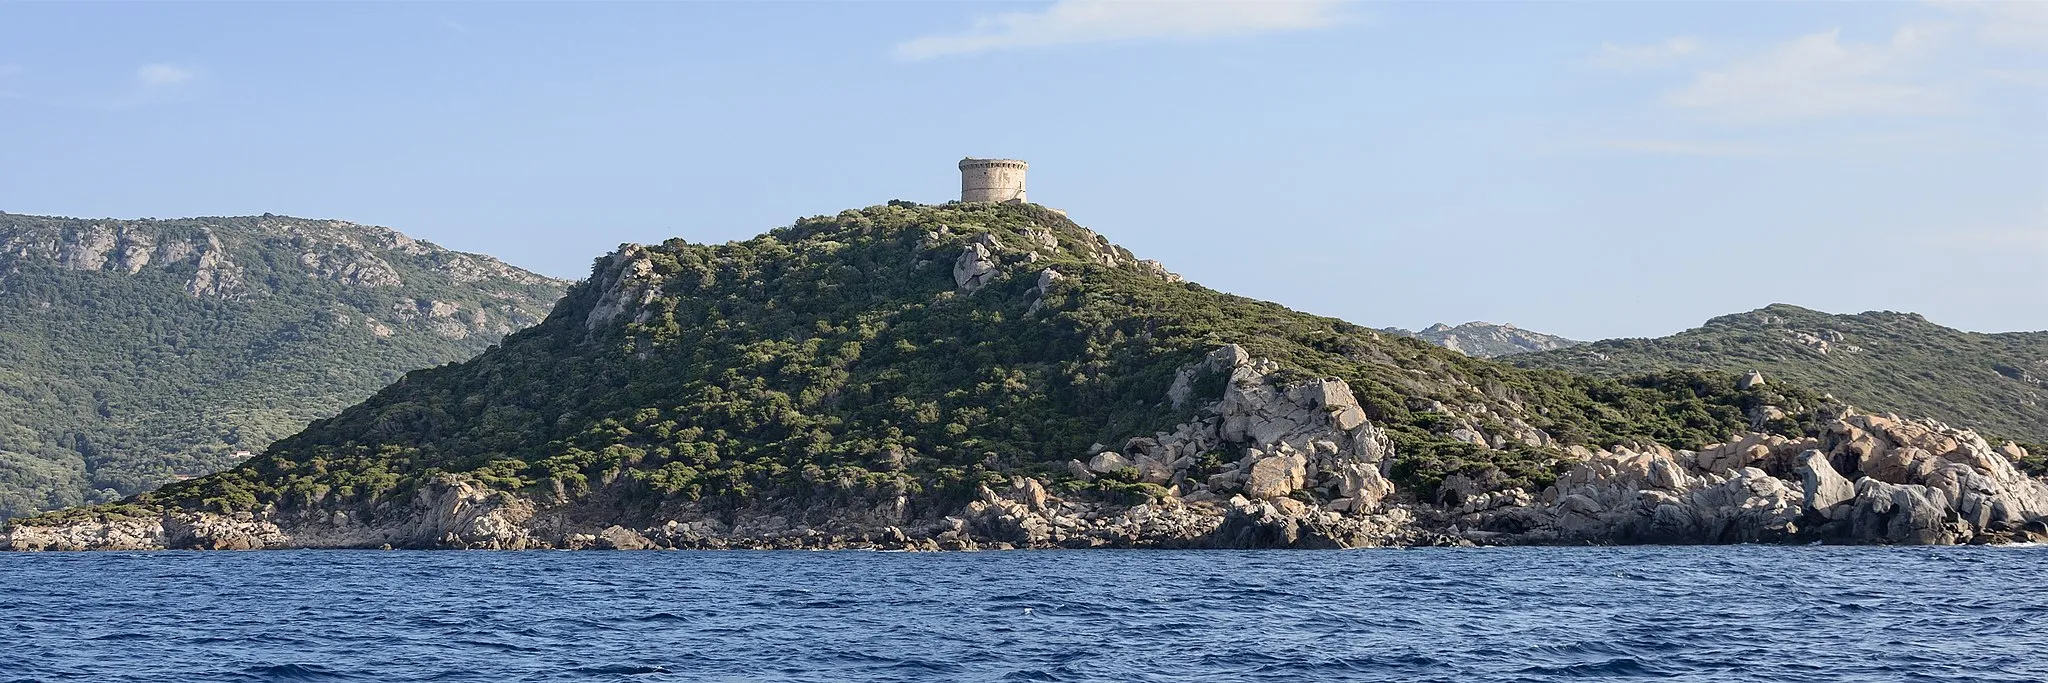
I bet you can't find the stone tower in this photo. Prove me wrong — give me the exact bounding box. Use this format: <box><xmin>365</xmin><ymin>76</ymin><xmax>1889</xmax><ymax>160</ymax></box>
<box><xmin>959</xmin><ymin>158</ymin><xmax>1027</xmax><ymax>203</ymax></box>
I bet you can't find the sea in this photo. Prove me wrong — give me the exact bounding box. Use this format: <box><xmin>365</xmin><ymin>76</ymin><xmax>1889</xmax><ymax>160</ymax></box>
<box><xmin>2</xmin><ymin>546</ymin><xmax>2043</xmax><ymax>682</ymax></box>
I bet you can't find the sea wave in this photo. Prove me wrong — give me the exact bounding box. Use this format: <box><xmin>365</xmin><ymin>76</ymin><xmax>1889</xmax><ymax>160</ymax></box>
<box><xmin>1</xmin><ymin>547</ymin><xmax>2044</xmax><ymax>682</ymax></box>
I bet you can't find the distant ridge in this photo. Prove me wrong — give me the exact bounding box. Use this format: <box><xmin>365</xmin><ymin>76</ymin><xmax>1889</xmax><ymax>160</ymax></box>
<box><xmin>1382</xmin><ymin>321</ymin><xmax>1583</xmax><ymax>358</ymax></box>
<box><xmin>1517</xmin><ymin>303</ymin><xmax>2048</xmax><ymax>444</ymax></box>
<box><xmin>0</xmin><ymin>212</ymin><xmax>570</xmax><ymax>518</ymax></box>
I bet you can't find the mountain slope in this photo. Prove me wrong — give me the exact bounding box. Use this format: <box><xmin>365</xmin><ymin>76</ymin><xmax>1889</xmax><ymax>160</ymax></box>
<box><xmin>0</xmin><ymin>212</ymin><xmax>569</xmax><ymax>518</ymax></box>
<box><xmin>1383</xmin><ymin>322</ymin><xmax>1583</xmax><ymax>358</ymax></box>
<box><xmin>26</xmin><ymin>201</ymin><xmax>1849</xmax><ymax>547</ymax></box>
<box><xmin>1515</xmin><ymin>304</ymin><xmax>2048</xmax><ymax>444</ymax></box>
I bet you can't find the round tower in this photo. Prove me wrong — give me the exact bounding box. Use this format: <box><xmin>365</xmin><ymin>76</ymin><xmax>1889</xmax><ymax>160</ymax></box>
<box><xmin>959</xmin><ymin>158</ymin><xmax>1028</xmax><ymax>203</ymax></box>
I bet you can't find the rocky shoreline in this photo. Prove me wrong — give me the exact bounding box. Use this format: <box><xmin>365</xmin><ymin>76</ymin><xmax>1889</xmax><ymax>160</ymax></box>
<box><xmin>13</xmin><ymin>346</ymin><xmax>2048</xmax><ymax>552</ymax></box>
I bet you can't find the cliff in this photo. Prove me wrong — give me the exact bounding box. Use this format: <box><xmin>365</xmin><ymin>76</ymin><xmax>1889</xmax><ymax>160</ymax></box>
<box><xmin>10</xmin><ymin>203</ymin><xmax>2048</xmax><ymax>549</ymax></box>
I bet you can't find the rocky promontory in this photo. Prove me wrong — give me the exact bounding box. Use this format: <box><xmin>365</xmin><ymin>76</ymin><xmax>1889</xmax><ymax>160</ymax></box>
<box><xmin>11</xmin><ymin>202</ymin><xmax>2047</xmax><ymax>550</ymax></box>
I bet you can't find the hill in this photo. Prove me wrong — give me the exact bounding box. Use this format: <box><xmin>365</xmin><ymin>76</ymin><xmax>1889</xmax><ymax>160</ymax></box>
<box><xmin>1515</xmin><ymin>304</ymin><xmax>2048</xmax><ymax>444</ymax></box>
<box><xmin>0</xmin><ymin>212</ymin><xmax>568</xmax><ymax>518</ymax></box>
<box><xmin>14</xmin><ymin>203</ymin><xmax>2048</xmax><ymax>550</ymax></box>
<box><xmin>1383</xmin><ymin>321</ymin><xmax>1583</xmax><ymax>358</ymax></box>
<box><xmin>9</xmin><ymin>201</ymin><xmax>1859</xmax><ymax>544</ymax></box>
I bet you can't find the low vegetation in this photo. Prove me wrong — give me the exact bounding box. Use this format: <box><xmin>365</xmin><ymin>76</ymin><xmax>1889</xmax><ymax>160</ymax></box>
<box><xmin>1516</xmin><ymin>304</ymin><xmax>2048</xmax><ymax>444</ymax></box>
<box><xmin>27</xmin><ymin>203</ymin><xmax>1833</xmax><ymax>525</ymax></box>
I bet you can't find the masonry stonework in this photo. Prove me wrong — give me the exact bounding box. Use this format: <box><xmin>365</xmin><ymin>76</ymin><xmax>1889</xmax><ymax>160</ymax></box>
<box><xmin>959</xmin><ymin>158</ymin><xmax>1028</xmax><ymax>203</ymax></box>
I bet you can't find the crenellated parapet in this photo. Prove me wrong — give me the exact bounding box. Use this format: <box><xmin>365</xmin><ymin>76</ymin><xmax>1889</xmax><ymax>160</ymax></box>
<box><xmin>959</xmin><ymin>158</ymin><xmax>1028</xmax><ymax>203</ymax></box>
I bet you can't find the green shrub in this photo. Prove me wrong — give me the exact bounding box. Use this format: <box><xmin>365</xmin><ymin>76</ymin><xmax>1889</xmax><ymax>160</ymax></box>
<box><xmin>47</xmin><ymin>202</ymin><xmax>1843</xmax><ymax>522</ymax></box>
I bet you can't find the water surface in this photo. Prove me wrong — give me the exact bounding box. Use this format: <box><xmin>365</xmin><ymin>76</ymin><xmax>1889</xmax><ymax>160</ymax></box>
<box><xmin>3</xmin><ymin>546</ymin><xmax>2043</xmax><ymax>682</ymax></box>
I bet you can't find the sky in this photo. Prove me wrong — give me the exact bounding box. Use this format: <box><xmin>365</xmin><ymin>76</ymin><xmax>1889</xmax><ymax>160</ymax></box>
<box><xmin>1</xmin><ymin>1</ymin><xmax>2044</xmax><ymax>340</ymax></box>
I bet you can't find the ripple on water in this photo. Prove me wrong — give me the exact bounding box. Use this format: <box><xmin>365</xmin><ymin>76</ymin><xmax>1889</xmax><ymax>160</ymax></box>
<box><xmin>2</xmin><ymin>547</ymin><xmax>2046</xmax><ymax>682</ymax></box>
<box><xmin>235</xmin><ymin>663</ymin><xmax>361</xmax><ymax>682</ymax></box>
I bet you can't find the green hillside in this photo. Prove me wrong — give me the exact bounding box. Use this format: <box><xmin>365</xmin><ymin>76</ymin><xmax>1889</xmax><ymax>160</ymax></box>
<box><xmin>1516</xmin><ymin>304</ymin><xmax>2048</xmax><ymax>444</ymax></box>
<box><xmin>0</xmin><ymin>213</ymin><xmax>568</xmax><ymax>518</ymax></box>
<box><xmin>108</xmin><ymin>202</ymin><xmax>1828</xmax><ymax>523</ymax></box>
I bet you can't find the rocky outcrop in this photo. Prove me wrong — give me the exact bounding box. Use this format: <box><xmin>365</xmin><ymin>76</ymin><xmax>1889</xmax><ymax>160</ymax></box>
<box><xmin>384</xmin><ymin>297</ymin><xmax>513</xmax><ymax>340</ymax></box>
<box><xmin>1</xmin><ymin>212</ymin><xmax>565</xmax><ymax>312</ymax></box>
<box><xmin>952</xmin><ymin>235</ymin><xmax>1001</xmax><ymax>292</ymax></box>
<box><xmin>1210</xmin><ymin>495</ymin><xmax>1428</xmax><ymax>548</ymax></box>
<box><xmin>1077</xmin><ymin>345</ymin><xmax>1401</xmax><ymax>518</ymax></box>
<box><xmin>4</xmin><ymin>476</ymin><xmax>539</xmax><ymax>551</ymax></box>
<box><xmin>1798</xmin><ymin>450</ymin><xmax>1855</xmax><ymax>513</ymax></box>
<box><xmin>5</xmin><ymin>221</ymin><xmax>249</xmax><ymax>298</ymax></box>
<box><xmin>1024</xmin><ymin>267</ymin><xmax>1061</xmax><ymax>314</ymax></box>
<box><xmin>1135</xmin><ymin>259</ymin><xmax>1183</xmax><ymax>283</ymax></box>
<box><xmin>1085</xmin><ymin>451</ymin><xmax>1132</xmax><ymax>473</ymax></box>
<box><xmin>1810</xmin><ymin>415</ymin><xmax>2048</xmax><ymax>543</ymax></box>
<box><xmin>3</xmin><ymin>514</ymin><xmax>171</xmax><ymax>551</ymax></box>
<box><xmin>584</xmin><ymin>245</ymin><xmax>660</xmax><ymax>331</ymax></box>
<box><xmin>954</xmin><ymin>478</ymin><xmax>1220</xmax><ymax>549</ymax></box>
<box><xmin>1207</xmin><ymin>347</ymin><xmax>1396</xmax><ymax>511</ymax></box>
<box><xmin>298</xmin><ymin>249</ymin><xmax>403</xmax><ymax>288</ymax></box>
<box><xmin>3</xmin><ymin>217</ymin><xmax>470</xmax><ymax>300</ymax></box>
<box><xmin>1449</xmin><ymin>413</ymin><xmax>2048</xmax><ymax>546</ymax></box>
<box><xmin>183</xmin><ymin>235</ymin><xmax>245</xmax><ymax>298</ymax></box>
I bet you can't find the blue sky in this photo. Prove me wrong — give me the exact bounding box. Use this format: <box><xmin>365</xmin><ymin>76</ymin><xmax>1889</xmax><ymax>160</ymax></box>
<box><xmin>2</xmin><ymin>1</ymin><xmax>2043</xmax><ymax>340</ymax></box>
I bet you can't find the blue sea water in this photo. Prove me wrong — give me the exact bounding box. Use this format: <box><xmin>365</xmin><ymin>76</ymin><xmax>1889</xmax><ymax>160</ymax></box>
<box><xmin>1</xmin><ymin>547</ymin><xmax>2044</xmax><ymax>682</ymax></box>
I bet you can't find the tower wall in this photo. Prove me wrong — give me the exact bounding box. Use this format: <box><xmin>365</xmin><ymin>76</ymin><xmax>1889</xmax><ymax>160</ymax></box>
<box><xmin>959</xmin><ymin>158</ymin><xmax>1028</xmax><ymax>203</ymax></box>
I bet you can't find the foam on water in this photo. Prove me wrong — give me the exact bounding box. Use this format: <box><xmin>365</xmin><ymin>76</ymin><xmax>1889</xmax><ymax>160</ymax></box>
<box><xmin>2</xmin><ymin>546</ymin><xmax>2044</xmax><ymax>682</ymax></box>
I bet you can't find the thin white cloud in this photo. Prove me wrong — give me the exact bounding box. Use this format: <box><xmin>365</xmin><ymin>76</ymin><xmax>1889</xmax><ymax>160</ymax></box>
<box><xmin>0</xmin><ymin>64</ymin><xmax>21</xmax><ymax>79</ymax></box>
<box><xmin>894</xmin><ymin>0</ymin><xmax>1346</xmax><ymax>60</ymax></box>
<box><xmin>1938</xmin><ymin>0</ymin><xmax>2048</xmax><ymax>49</ymax></box>
<box><xmin>1599</xmin><ymin>139</ymin><xmax>1769</xmax><ymax>158</ymax></box>
<box><xmin>135</xmin><ymin>63</ymin><xmax>196</xmax><ymax>88</ymax></box>
<box><xmin>1666</xmin><ymin>27</ymin><xmax>1956</xmax><ymax>122</ymax></box>
<box><xmin>1595</xmin><ymin>37</ymin><xmax>1700</xmax><ymax>69</ymax></box>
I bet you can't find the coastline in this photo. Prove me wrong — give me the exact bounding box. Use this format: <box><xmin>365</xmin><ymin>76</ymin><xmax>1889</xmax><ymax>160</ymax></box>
<box><xmin>14</xmin><ymin>348</ymin><xmax>2048</xmax><ymax>552</ymax></box>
